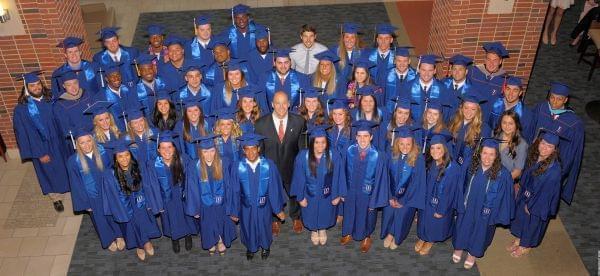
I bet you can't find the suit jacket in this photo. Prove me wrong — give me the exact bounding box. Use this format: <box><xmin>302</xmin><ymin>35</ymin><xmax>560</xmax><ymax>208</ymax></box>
<box><xmin>255</xmin><ymin>112</ymin><xmax>307</xmax><ymax>190</ymax></box>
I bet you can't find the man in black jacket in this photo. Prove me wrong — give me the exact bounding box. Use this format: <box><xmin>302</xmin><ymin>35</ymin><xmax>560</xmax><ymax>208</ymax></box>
<box><xmin>255</xmin><ymin>91</ymin><xmax>307</xmax><ymax>235</ymax></box>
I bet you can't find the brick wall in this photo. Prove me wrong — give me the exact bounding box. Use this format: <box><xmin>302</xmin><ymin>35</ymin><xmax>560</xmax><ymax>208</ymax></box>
<box><xmin>0</xmin><ymin>0</ymin><xmax>90</xmax><ymax>151</ymax></box>
<box><xmin>428</xmin><ymin>0</ymin><xmax>549</xmax><ymax>88</ymax></box>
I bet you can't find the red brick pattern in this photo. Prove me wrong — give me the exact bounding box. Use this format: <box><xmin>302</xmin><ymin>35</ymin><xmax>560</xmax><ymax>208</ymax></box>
<box><xmin>0</xmin><ymin>0</ymin><xmax>90</xmax><ymax>149</ymax></box>
<box><xmin>428</xmin><ymin>0</ymin><xmax>548</xmax><ymax>88</ymax></box>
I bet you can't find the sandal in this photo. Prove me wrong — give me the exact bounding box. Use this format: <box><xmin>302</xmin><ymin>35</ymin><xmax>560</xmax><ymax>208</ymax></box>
<box><xmin>418</xmin><ymin>242</ymin><xmax>433</xmax><ymax>256</ymax></box>
<box><xmin>452</xmin><ymin>251</ymin><xmax>463</xmax><ymax>264</ymax></box>
<box><xmin>506</xmin><ymin>239</ymin><xmax>519</xmax><ymax>252</ymax></box>
<box><xmin>144</xmin><ymin>242</ymin><xmax>155</xmax><ymax>256</ymax></box>
<box><xmin>217</xmin><ymin>241</ymin><xmax>226</xmax><ymax>256</ymax></box>
<box><xmin>136</xmin><ymin>249</ymin><xmax>146</xmax><ymax>261</ymax></box>
<box><xmin>510</xmin><ymin>246</ymin><xmax>531</xmax><ymax>258</ymax></box>
<box><xmin>414</xmin><ymin>239</ymin><xmax>425</xmax><ymax>252</ymax></box>
<box><xmin>209</xmin><ymin>246</ymin><xmax>216</xmax><ymax>256</ymax></box>
<box><xmin>464</xmin><ymin>258</ymin><xmax>475</xmax><ymax>269</ymax></box>
<box><xmin>108</xmin><ymin>241</ymin><xmax>118</xmax><ymax>252</ymax></box>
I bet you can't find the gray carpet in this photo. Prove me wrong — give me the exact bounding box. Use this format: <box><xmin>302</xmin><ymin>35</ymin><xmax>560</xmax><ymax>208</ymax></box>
<box><xmin>68</xmin><ymin>2</ymin><xmax>600</xmax><ymax>275</ymax></box>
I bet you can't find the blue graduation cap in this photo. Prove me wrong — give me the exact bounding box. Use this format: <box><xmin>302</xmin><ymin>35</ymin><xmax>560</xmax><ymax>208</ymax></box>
<box><xmin>429</xmin><ymin>130</ymin><xmax>453</xmax><ymax>146</ymax></box>
<box><xmin>57</xmin><ymin>70</ymin><xmax>79</xmax><ymax>84</ymax></box>
<box><xmin>352</xmin><ymin>120</ymin><xmax>378</xmax><ymax>134</ymax></box>
<box><xmin>504</xmin><ymin>76</ymin><xmax>522</xmax><ymax>87</ymax></box>
<box><xmin>134</xmin><ymin>53</ymin><xmax>156</xmax><ymax>66</ymax></box>
<box><xmin>97</xmin><ymin>27</ymin><xmax>120</xmax><ymax>41</ymax></box>
<box><xmin>314</xmin><ymin>50</ymin><xmax>340</xmax><ymax>63</ymax></box>
<box><xmin>307</xmin><ymin>125</ymin><xmax>331</xmax><ymax>139</ymax></box>
<box><xmin>164</xmin><ymin>35</ymin><xmax>185</xmax><ymax>47</ymax></box>
<box><xmin>342</xmin><ymin>22</ymin><xmax>361</xmax><ymax>34</ymax></box>
<box><xmin>72</xmin><ymin>128</ymin><xmax>93</xmax><ymax>139</ymax></box>
<box><xmin>327</xmin><ymin>97</ymin><xmax>349</xmax><ymax>110</ymax></box>
<box><xmin>302</xmin><ymin>87</ymin><xmax>324</xmax><ymax>99</ymax></box>
<box><xmin>183</xmin><ymin>97</ymin><xmax>207</xmax><ymax>109</ymax></box>
<box><xmin>481</xmin><ymin>137</ymin><xmax>500</xmax><ymax>150</ymax></box>
<box><xmin>57</xmin><ymin>37</ymin><xmax>84</xmax><ymax>49</ymax></box>
<box><xmin>18</xmin><ymin>71</ymin><xmax>42</xmax><ymax>84</ymax></box>
<box><xmin>184</xmin><ymin>64</ymin><xmax>205</xmax><ymax>74</ymax></box>
<box><xmin>390</xmin><ymin>96</ymin><xmax>411</xmax><ymax>110</ymax></box>
<box><xmin>255</xmin><ymin>27</ymin><xmax>269</xmax><ymax>40</ymax></box>
<box><xmin>102</xmin><ymin>62</ymin><xmax>122</xmax><ymax>75</ymax></box>
<box><xmin>482</xmin><ymin>41</ymin><xmax>509</xmax><ymax>58</ymax></box>
<box><xmin>537</xmin><ymin>128</ymin><xmax>569</xmax><ymax>146</ymax></box>
<box><xmin>105</xmin><ymin>137</ymin><xmax>135</xmax><ymax>153</ymax></box>
<box><xmin>426</xmin><ymin>98</ymin><xmax>443</xmax><ymax>111</ymax></box>
<box><xmin>351</xmin><ymin>59</ymin><xmax>376</xmax><ymax>70</ymax></box>
<box><xmin>226</xmin><ymin>58</ymin><xmax>246</xmax><ymax>71</ymax></box>
<box><xmin>449</xmin><ymin>54</ymin><xmax>473</xmax><ymax>66</ymax></box>
<box><xmin>273</xmin><ymin>48</ymin><xmax>294</xmax><ymax>58</ymax></box>
<box><xmin>419</xmin><ymin>54</ymin><xmax>442</xmax><ymax>66</ymax></box>
<box><xmin>390</xmin><ymin>125</ymin><xmax>421</xmax><ymax>146</ymax></box>
<box><xmin>83</xmin><ymin>101</ymin><xmax>114</xmax><ymax>116</ymax></box>
<box><xmin>356</xmin><ymin>85</ymin><xmax>381</xmax><ymax>97</ymax></box>
<box><xmin>549</xmin><ymin>82</ymin><xmax>570</xmax><ymax>97</ymax></box>
<box><xmin>155</xmin><ymin>130</ymin><xmax>180</xmax><ymax>145</ymax></box>
<box><xmin>238</xmin><ymin>85</ymin><xmax>262</xmax><ymax>99</ymax></box>
<box><xmin>376</xmin><ymin>23</ymin><xmax>397</xmax><ymax>35</ymax></box>
<box><xmin>237</xmin><ymin>132</ymin><xmax>266</xmax><ymax>147</ymax></box>
<box><xmin>212</xmin><ymin>107</ymin><xmax>237</xmax><ymax>120</ymax></box>
<box><xmin>147</xmin><ymin>24</ymin><xmax>165</xmax><ymax>36</ymax></box>
<box><xmin>156</xmin><ymin>89</ymin><xmax>175</xmax><ymax>101</ymax></box>
<box><xmin>192</xmin><ymin>134</ymin><xmax>221</xmax><ymax>150</ymax></box>
<box><xmin>125</xmin><ymin>106</ymin><xmax>145</xmax><ymax>121</ymax></box>
<box><xmin>394</xmin><ymin>47</ymin><xmax>413</xmax><ymax>57</ymax></box>
<box><xmin>232</xmin><ymin>4</ymin><xmax>251</xmax><ymax>15</ymax></box>
<box><xmin>207</xmin><ymin>35</ymin><xmax>231</xmax><ymax>50</ymax></box>
<box><xmin>461</xmin><ymin>93</ymin><xmax>487</xmax><ymax>105</ymax></box>
<box><xmin>195</xmin><ymin>14</ymin><xmax>211</xmax><ymax>26</ymax></box>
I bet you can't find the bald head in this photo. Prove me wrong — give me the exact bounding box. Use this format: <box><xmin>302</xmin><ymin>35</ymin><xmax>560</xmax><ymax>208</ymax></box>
<box><xmin>272</xmin><ymin>91</ymin><xmax>290</xmax><ymax>119</ymax></box>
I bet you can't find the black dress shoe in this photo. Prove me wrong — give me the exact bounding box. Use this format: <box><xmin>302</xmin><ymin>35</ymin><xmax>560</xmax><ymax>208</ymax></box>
<box><xmin>246</xmin><ymin>251</ymin><xmax>254</xmax><ymax>260</ymax></box>
<box><xmin>261</xmin><ymin>248</ymin><xmax>270</xmax><ymax>260</ymax></box>
<box><xmin>172</xmin><ymin>239</ymin><xmax>181</xmax><ymax>253</ymax></box>
<box><xmin>53</xmin><ymin>200</ymin><xmax>64</xmax><ymax>212</ymax></box>
<box><xmin>184</xmin><ymin>236</ymin><xmax>193</xmax><ymax>251</ymax></box>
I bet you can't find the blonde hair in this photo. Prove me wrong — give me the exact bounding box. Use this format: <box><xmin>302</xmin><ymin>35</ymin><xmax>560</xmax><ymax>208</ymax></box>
<box><xmin>448</xmin><ymin>103</ymin><xmax>484</xmax><ymax>148</ymax></box>
<box><xmin>392</xmin><ymin>136</ymin><xmax>419</xmax><ymax>167</ymax></box>
<box><xmin>127</xmin><ymin>117</ymin><xmax>153</xmax><ymax>139</ymax></box>
<box><xmin>213</xmin><ymin>119</ymin><xmax>242</xmax><ymax>139</ymax></box>
<box><xmin>199</xmin><ymin>148</ymin><xmax>223</xmax><ymax>182</ymax></box>
<box><xmin>93</xmin><ymin>112</ymin><xmax>121</xmax><ymax>143</ymax></box>
<box><xmin>76</xmin><ymin>135</ymin><xmax>104</xmax><ymax>174</ymax></box>
<box><xmin>225</xmin><ymin>72</ymin><xmax>247</xmax><ymax>103</ymax></box>
<box><xmin>336</xmin><ymin>33</ymin><xmax>366</xmax><ymax>70</ymax></box>
<box><xmin>421</xmin><ymin>109</ymin><xmax>446</xmax><ymax>134</ymax></box>
<box><xmin>312</xmin><ymin>61</ymin><xmax>337</xmax><ymax>95</ymax></box>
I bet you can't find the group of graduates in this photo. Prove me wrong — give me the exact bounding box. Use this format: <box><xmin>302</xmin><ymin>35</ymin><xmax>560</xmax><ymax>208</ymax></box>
<box><xmin>12</xmin><ymin>3</ymin><xmax>585</xmax><ymax>269</ymax></box>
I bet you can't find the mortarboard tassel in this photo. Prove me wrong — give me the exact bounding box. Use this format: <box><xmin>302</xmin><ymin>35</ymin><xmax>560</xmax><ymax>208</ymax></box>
<box><xmin>69</xmin><ymin>130</ymin><xmax>76</xmax><ymax>150</ymax></box>
<box><xmin>22</xmin><ymin>76</ymin><xmax>30</xmax><ymax>97</ymax></box>
<box><xmin>193</xmin><ymin>17</ymin><xmax>197</xmax><ymax>36</ymax></box>
<box><xmin>266</xmin><ymin>27</ymin><xmax>271</xmax><ymax>46</ymax></box>
<box><xmin>231</xmin><ymin>8</ymin><xmax>235</xmax><ymax>26</ymax></box>
<box><xmin>501</xmin><ymin>73</ymin><xmax>508</xmax><ymax>96</ymax></box>
<box><xmin>416</xmin><ymin>55</ymin><xmax>422</xmax><ymax>70</ymax></box>
<box><xmin>156</xmin><ymin>132</ymin><xmax>160</xmax><ymax>150</ymax></box>
<box><xmin>123</xmin><ymin>111</ymin><xmax>128</xmax><ymax>132</ymax></box>
<box><xmin>298</xmin><ymin>88</ymin><xmax>303</xmax><ymax>110</ymax></box>
<box><xmin>98</xmin><ymin>68</ymin><xmax>105</xmax><ymax>88</ymax></box>
<box><xmin>391</xmin><ymin>129</ymin><xmax>395</xmax><ymax>147</ymax></box>
<box><xmin>134</xmin><ymin>59</ymin><xmax>140</xmax><ymax>77</ymax></box>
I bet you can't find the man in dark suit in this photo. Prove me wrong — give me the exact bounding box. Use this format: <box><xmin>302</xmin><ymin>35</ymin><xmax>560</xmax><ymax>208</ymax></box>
<box><xmin>255</xmin><ymin>91</ymin><xmax>307</xmax><ymax>235</ymax></box>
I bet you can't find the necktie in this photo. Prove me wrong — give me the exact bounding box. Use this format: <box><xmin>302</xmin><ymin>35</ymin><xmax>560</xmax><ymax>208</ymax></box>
<box><xmin>422</xmin><ymin>86</ymin><xmax>428</xmax><ymax>93</ymax></box>
<box><xmin>280</xmin><ymin>76</ymin><xmax>286</xmax><ymax>86</ymax></box>
<box><xmin>380</xmin><ymin>54</ymin><xmax>385</xmax><ymax>60</ymax></box>
<box><xmin>278</xmin><ymin>119</ymin><xmax>285</xmax><ymax>142</ymax></box>
<box><xmin>454</xmin><ymin>84</ymin><xmax>458</xmax><ymax>91</ymax></box>
<box><xmin>359</xmin><ymin>149</ymin><xmax>367</xmax><ymax>161</ymax></box>
<box><xmin>400</xmin><ymin>75</ymin><xmax>405</xmax><ymax>83</ymax></box>
<box><xmin>401</xmin><ymin>154</ymin><xmax>406</xmax><ymax>160</ymax></box>
<box><xmin>112</xmin><ymin>55</ymin><xmax>118</xmax><ymax>62</ymax></box>
<box><xmin>304</xmin><ymin>48</ymin><xmax>311</xmax><ymax>74</ymax></box>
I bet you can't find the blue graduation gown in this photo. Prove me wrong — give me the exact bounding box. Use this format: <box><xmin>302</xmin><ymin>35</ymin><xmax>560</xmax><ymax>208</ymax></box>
<box><xmin>227</xmin><ymin>157</ymin><xmax>287</xmax><ymax>253</ymax></box>
<box><xmin>92</xmin><ymin>46</ymin><xmax>140</xmax><ymax>86</ymax></box>
<box><xmin>210</xmin><ymin>83</ymin><xmax>243</xmax><ymax>111</ymax></box>
<box><xmin>53</xmin><ymin>91</ymin><xmax>95</xmax><ymax>154</ymax></box>
<box><xmin>468</xmin><ymin>65</ymin><xmax>506</xmax><ymax>121</ymax></box>
<box><xmin>215</xmin><ymin>136</ymin><xmax>240</xmax><ymax>164</ymax></box>
<box><xmin>173</xmin><ymin>121</ymin><xmax>211</xmax><ymax>159</ymax></box>
<box><xmin>400</xmin><ymin>78</ymin><xmax>447</xmax><ymax>123</ymax></box>
<box><xmin>172</xmin><ymin>84</ymin><xmax>213</xmax><ymax>116</ymax></box>
<box><xmin>453</xmin><ymin>166</ymin><xmax>514</xmax><ymax>257</ymax></box>
<box><xmin>134</xmin><ymin>77</ymin><xmax>166</xmax><ymax>122</ymax></box>
<box><xmin>124</xmin><ymin>131</ymin><xmax>158</xmax><ymax>166</ymax></box>
<box><xmin>184</xmin><ymin>36</ymin><xmax>215</xmax><ymax>67</ymax></box>
<box><xmin>533</xmin><ymin>102</ymin><xmax>584</xmax><ymax>204</ymax></box>
<box><xmin>340</xmin><ymin>145</ymin><xmax>389</xmax><ymax>240</ymax></box>
<box><xmin>382</xmin><ymin>122</ymin><xmax>424</xmax><ymax>153</ymax></box>
<box><xmin>361</xmin><ymin>48</ymin><xmax>394</xmax><ymax>87</ymax></box>
<box><xmin>381</xmin><ymin>153</ymin><xmax>426</xmax><ymax>245</ymax></box>
<box><xmin>248</xmin><ymin>50</ymin><xmax>274</xmax><ymax>79</ymax></box>
<box><xmin>239</xmin><ymin>120</ymin><xmax>256</xmax><ymax>134</ymax></box>
<box><xmin>440</xmin><ymin>77</ymin><xmax>473</xmax><ymax>124</ymax></box>
<box><xmin>384</xmin><ymin>67</ymin><xmax>417</xmax><ymax>114</ymax></box>
<box><xmin>417</xmin><ymin>161</ymin><xmax>463</xmax><ymax>242</ymax></box>
<box><xmin>51</xmin><ymin>60</ymin><xmax>99</xmax><ymax>98</ymax></box>
<box><xmin>489</xmin><ymin>99</ymin><xmax>535</xmax><ymax>143</ymax></box>
<box><xmin>67</xmin><ymin>151</ymin><xmax>122</xmax><ymax>248</ymax></box>
<box><xmin>13</xmin><ymin>98</ymin><xmax>70</xmax><ymax>194</ymax></box>
<box><xmin>220</xmin><ymin>21</ymin><xmax>263</xmax><ymax>60</ymax></box>
<box><xmin>102</xmin><ymin>171</ymin><xmax>162</xmax><ymax>249</ymax></box>
<box><xmin>144</xmin><ymin>155</ymin><xmax>198</xmax><ymax>240</ymax></box>
<box><xmin>451</xmin><ymin>122</ymin><xmax>492</xmax><ymax>167</ymax></box>
<box><xmin>418</xmin><ymin>125</ymin><xmax>447</xmax><ymax>157</ymax></box>
<box><xmin>330</xmin><ymin>45</ymin><xmax>362</xmax><ymax>82</ymax></box>
<box><xmin>290</xmin><ymin>150</ymin><xmax>344</xmax><ymax>231</ymax></box>
<box><xmin>327</xmin><ymin>126</ymin><xmax>352</xmax><ymax>158</ymax></box>
<box><xmin>184</xmin><ymin>159</ymin><xmax>237</xmax><ymax>249</ymax></box>
<box><xmin>95</xmin><ymin>84</ymin><xmax>139</xmax><ymax>132</ymax></box>
<box><xmin>202</xmin><ymin>61</ymin><xmax>254</xmax><ymax>88</ymax></box>
<box><xmin>157</xmin><ymin>59</ymin><xmax>191</xmax><ymax>91</ymax></box>
<box><xmin>510</xmin><ymin>161</ymin><xmax>561</xmax><ymax>248</ymax></box>
<box><xmin>260</xmin><ymin>69</ymin><xmax>309</xmax><ymax>112</ymax></box>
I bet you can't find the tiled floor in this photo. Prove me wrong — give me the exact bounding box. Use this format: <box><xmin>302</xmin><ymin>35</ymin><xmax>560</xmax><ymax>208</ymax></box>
<box><xmin>0</xmin><ymin>159</ymin><xmax>80</xmax><ymax>276</ymax></box>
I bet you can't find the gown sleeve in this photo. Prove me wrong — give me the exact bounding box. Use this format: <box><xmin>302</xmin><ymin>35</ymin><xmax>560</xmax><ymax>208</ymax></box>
<box><xmin>67</xmin><ymin>157</ymin><xmax>91</xmax><ymax>212</ymax></box>
<box><xmin>529</xmin><ymin>165</ymin><xmax>562</xmax><ymax>220</ymax></box>
<box><xmin>226</xmin><ymin>161</ymin><xmax>241</xmax><ymax>218</ymax></box>
<box><xmin>143</xmin><ymin>160</ymin><xmax>164</xmax><ymax>214</ymax></box>
<box><xmin>268</xmin><ymin>160</ymin><xmax>287</xmax><ymax>215</ymax></box>
<box><xmin>289</xmin><ymin>152</ymin><xmax>307</xmax><ymax>202</ymax></box>
<box><xmin>368</xmin><ymin>153</ymin><xmax>390</xmax><ymax>209</ymax></box>
<box><xmin>489</xmin><ymin>169</ymin><xmax>515</xmax><ymax>226</ymax></box>
<box><xmin>184</xmin><ymin>160</ymin><xmax>202</xmax><ymax>217</ymax></box>
<box><xmin>404</xmin><ymin>155</ymin><xmax>427</xmax><ymax>210</ymax></box>
<box><xmin>101</xmin><ymin>172</ymin><xmax>131</xmax><ymax>223</ymax></box>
